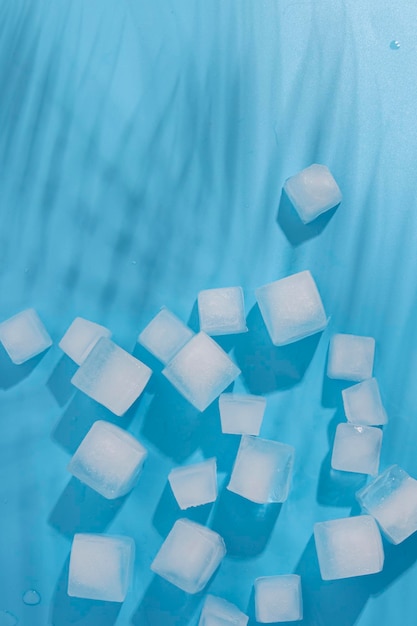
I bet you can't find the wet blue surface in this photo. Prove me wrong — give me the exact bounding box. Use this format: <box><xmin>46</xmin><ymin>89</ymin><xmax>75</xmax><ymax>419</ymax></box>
<box><xmin>1</xmin><ymin>1</ymin><xmax>417</xmax><ymax>624</ymax></box>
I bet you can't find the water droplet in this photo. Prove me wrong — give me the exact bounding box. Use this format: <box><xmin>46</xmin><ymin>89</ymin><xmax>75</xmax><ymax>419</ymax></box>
<box><xmin>0</xmin><ymin>611</ymin><xmax>18</xmax><ymax>626</ymax></box>
<box><xmin>22</xmin><ymin>590</ymin><xmax>40</xmax><ymax>606</ymax></box>
<box><xmin>131</xmin><ymin>260</ymin><xmax>137</xmax><ymax>265</ymax></box>
<box><xmin>390</xmin><ymin>40</ymin><xmax>400</xmax><ymax>50</ymax></box>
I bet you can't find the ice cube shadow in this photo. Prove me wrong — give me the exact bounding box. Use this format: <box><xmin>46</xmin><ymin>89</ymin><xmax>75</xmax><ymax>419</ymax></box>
<box><xmin>131</xmin><ymin>575</ymin><xmax>202</xmax><ymax>626</ymax></box>
<box><xmin>0</xmin><ymin>343</ymin><xmax>46</xmax><ymax>389</ymax></box>
<box><xmin>48</xmin><ymin>477</ymin><xmax>127</xmax><ymax>539</ymax></box>
<box><xmin>50</xmin><ymin>556</ymin><xmax>122</xmax><ymax>626</ymax></box>
<box><xmin>47</xmin><ymin>353</ymin><xmax>78</xmax><ymax>407</ymax></box>
<box><xmin>210</xmin><ymin>486</ymin><xmax>282</xmax><ymax>558</ymax></box>
<box><xmin>277</xmin><ymin>188</ymin><xmax>338</xmax><ymax>247</ymax></box>
<box><xmin>233</xmin><ymin>304</ymin><xmax>321</xmax><ymax>394</ymax></box>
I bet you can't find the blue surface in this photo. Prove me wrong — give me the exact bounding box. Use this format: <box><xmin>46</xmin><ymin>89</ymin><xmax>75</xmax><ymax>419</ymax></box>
<box><xmin>1</xmin><ymin>1</ymin><xmax>417</xmax><ymax>624</ymax></box>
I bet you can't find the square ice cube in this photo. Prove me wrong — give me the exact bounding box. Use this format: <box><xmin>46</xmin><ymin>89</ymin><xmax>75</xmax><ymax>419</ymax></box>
<box><xmin>0</xmin><ymin>308</ymin><xmax>52</xmax><ymax>364</ymax></box>
<box><xmin>357</xmin><ymin>465</ymin><xmax>417</xmax><ymax>544</ymax></box>
<box><xmin>342</xmin><ymin>378</ymin><xmax>388</xmax><ymax>426</ymax></box>
<box><xmin>59</xmin><ymin>317</ymin><xmax>111</xmax><ymax>365</ymax></box>
<box><xmin>71</xmin><ymin>337</ymin><xmax>152</xmax><ymax>416</ymax></box>
<box><xmin>151</xmin><ymin>519</ymin><xmax>226</xmax><ymax>593</ymax></box>
<box><xmin>219</xmin><ymin>393</ymin><xmax>266</xmax><ymax>435</ymax></box>
<box><xmin>68</xmin><ymin>533</ymin><xmax>135</xmax><ymax>602</ymax></box>
<box><xmin>327</xmin><ymin>333</ymin><xmax>375</xmax><ymax>382</ymax></box>
<box><xmin>138</xmin><ymin>307</ymin><xmax>194</xmax><ymax>364</ymax></box>
<box><xmin>168</xmin><ymin>458</ymin><xmax>217</xmax><ymax>510</ymax></box>
<box><xmin>314</xmin><ymin>515</ymin><xmax>384</xmax><ymax>580</ymax></box>
<box><xmin>198</xmin><ymin>287</ymin><xmax>247</xmax><ymax>336</ymax></box>
<box><xmin>227</xmin><ymin>435</ymin><xmax>294</xmax><ymax>504</ymax></box>
<box><xmin>331</xmin><ymin>423</ymin><xmax>382</xmax><ymax>475</ymax></box>
<box><xmin>199</xmin><ymin>594</ymin><xmax>249</xmax><ymax>626</ymax></box>
<box><xmin>283</xmin><ymin>163</ymin><xmax>342</xmax><ymax>224</ymax></box>
<box><xmin>162</xmin><ymin>332</ymin><xmax>240</xmax><ymax>412</ymax></box>
<box><xmin>254</xmin><ymin>575</ymin><xmax>303</xmax><ymax>623</ymax></box>
<box><xmin>255</xmin><ymin>271</ymin><xmax>327</xmax><ymax>346</ymax></box>
<box><xmin>68</xmin><ymin>420</ymin><xmax>147</xmax><ymax>499</ymax></box>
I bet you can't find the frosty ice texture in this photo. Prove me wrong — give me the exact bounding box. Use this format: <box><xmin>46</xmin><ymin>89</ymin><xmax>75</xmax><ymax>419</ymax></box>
<box><xmin>255</xmin><ymin>575</ymin><xmax>303</xmax><ymax>623</ymax></box>
<box><xmin>0</xmin><ymin>308</ymin><xmax>52</xmax><ymax>364</ymax></box>
<box><xmin>198</xmin><ymin>287</ymin><xmax>247</xmax><ymax>336</ymax></box>
<box><xmin>327</xmin><ymin>333</ymin><xmax>375</xmax><ymax>382</ymax></box>
<box><xmin>331</xmin><ymin>423</ymin><xmax>382</xmax><ymax>475</ymax></box>
<box><xmin>168</xmin><ymin>458</ymin><xmax>217</xmax><ymax>510</ymax></box>
<box><xmin>138</xmin><ymin>307</ymin><xmax>194</xmax><ymax>364</ymax></box>
<box><xmin>283</xmin><ymin>163</ymin><xmax>342</xmax><ymax>224</ymax></box>
<box><xmin>342</xmin><ymin>378</ymin><xmax>388</xmax><ymax>426</ymax></box>
<box><xmin>198</xmin><ymin>594</ymin><xmax>249</xmax><ymax>626</ymax></box>
<box><xmin>59</xmin><ymin>317</ymin><xmax>111</xmax><ymax>365</ymax></box>
<box><xmin>219</xmin><ymin>393</ymin><xmax>266</xmax><ymax>435</ymax></box>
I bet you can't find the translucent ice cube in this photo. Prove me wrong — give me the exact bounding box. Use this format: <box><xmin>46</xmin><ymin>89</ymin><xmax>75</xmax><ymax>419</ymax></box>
<box><xmin>162</xmin><ymin>332</ymin><xmax>241</xmax><ymax>412</ymax></box>
<box><xmin>331</xmin><ymin>423</ymin><xmax>382</xmax><ymax>475</ymax></box>
<box><xmin>59</xmin><ymin>317</ymin><xmax>111</xmax><ymax>365</ymax></box>
<box><xmin>327</xmin><ymin>333</ymin><xmax>375</xmax><ymax>382</ymax></box>
<box><xmin>227</xmin><ymin>435</ymin><xmax>294</xmax><ymax>504</ymax></box>
<box><xmin>219</xmin><ymin>393</ymin><xmax>266</xmax><ymax>435</ymax></box>
<box><xmin>68</xmin><ymin>533</ymin><xmax>135</xmax><ymax>602</ymax></box>
<box><xmin>255</xmin><ymin>271</ymin><xmax>327</xmax><ymax>346</ymax></box>
<box><xmin>0</xmin><ymin>308</ymin><xmax>52</xmax><ymax>364</ymax></box>
<box><xmin>151</xmin><ymin>519</ymin><xmax>226</xmax><ymax>593</ymax></box>
<box><xmin>255</xmin><ymin>575</ymin><xmax>303</xmax><ymax>623</ymax></box>
<box><xmin>342</xmin><ymin>378</ymin><xmax>388</xmax><ymax>426</ymax></box>
<box><xmin>68</xmin><ymin>420</ymin><xmax>147</xmax><ymax>499</ymax></box>
<box><xmin>357</xmin><ymin>465</ymin><xmax>417</xmax><ymax>544</ymax></box>
<box><xmin>198</xmin><ymin>287</ymin><xmax>247</xmax><ymax>336</ymax></box>
<box><xmin>168</xmin><ymin>458</ymin><xmax>218</xmax><ymax>510</ymax></box>
<box><xmin>199</xmin><ymin>594</ymin><xmax>249</xmax><ymax>626</ymax></box>
<box><xmin>71</xmin><ymin>337</ymin><xmax>152</xmax><ymax>416</ymax></box>
<box><xmin>138</xmin><ymin>307</ymin><xmax>194</xmax><ymax>364</ymax></box>
<box><xmin>283</xmin><ymin>163</ymin><xmax>342</xmax><ymax>224</ymax></box>
<box><xmin>314</xmin><ymin>515</ymin><xmax>384</xmax><ymax>580</ymax></box>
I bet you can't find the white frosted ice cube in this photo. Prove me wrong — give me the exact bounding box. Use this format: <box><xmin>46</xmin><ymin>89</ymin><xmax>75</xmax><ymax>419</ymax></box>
<box><xmin>327</xmin><ymin>333</ymin><xmax>375</xmax><ymax>382</ymax></box>
<box><xmin>199</xmin><ymin>594</ymin><xmax>249</xmax><ymax>626</ymax></box>
<box><xmin>331</xmin><ymin>423</ymin><xmax>382</xmax><ymax>476</ymax></box>
<box><xmin>68</xmin><ymin>420</ymin><xmax>147</xmax><ymax>499</ymax></box>
<box><xmin>71</xmin><ymin>337</ymin><xmax>152</xmax><ymax>416</ymax></box>
<box><xmin>342</xmin><ymin>378</ymin><xmax>388</xmax><ymax>426</ymax></box>
<box><xmin>283</xmin><ymin>163</ymin><xmax>342</xmax><ymax>224</ymax></box>
<box><xmin>138</xmin><ymin>307</ymin><xmax>194</xmax><ymax>364</ymax></box>
<box><xmin>357</xmin><ymin>465</ymin><xmax>417</xmax><ymax>544</ymax></box>
<box><xmin>168</xmin><ymin>458</ymin><xmax>217</xmax><ymax>510</ymax></box>
<box><xmin>151</xmin><ymin>519</ymin><xmax>226</xmax><ymax>593</ymax></box>
<box><xmin>68</xmin><ymin>533</ymin><xmax>135</xmax><ymax>602</ymax></box>
<box><xmin>219</xmin><ymin>393</ymin><xmax>266</xmax><ymax>435</ymax></box>
<box><xmin>162</xmin><ymin>332</ymin><xmax>240</xmax><ymax>412</ymax></box>
<box><xmin>227</xmin><ymin>435</ymin><xmax>294</xmax><ymax>504</ymax></box>
<box><xmin>198</xmin><ymin>287</ymin><xmax>247</xmax><ymax>336</ymax></box>
<box><xmin>255</xmin><ymin>271</ymin><xmax>327</xmax><ymax>346</ymax></box>
<box><xmin>0</xmin><ymin>308</ymin><xmax>52</xmax><ymax>364</ymax></box>
<box><xmin>314</xmin><ymin>515</ymin><xmax>384</xmax><ymax>580</ymax></box>
<box><xmin>59</xmin><ymin>317</ymin><xmax>111</xmax><ymax>365</ymax></box>
<box><xmin>255</xmin><ymin>575</ymin><xmax>303</xmax><ymax>623</ymax></box>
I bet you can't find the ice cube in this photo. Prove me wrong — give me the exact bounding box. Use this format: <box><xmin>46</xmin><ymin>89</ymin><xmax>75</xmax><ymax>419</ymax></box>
<box><xmin>71</xmin><ymin>337</ymin><xmax>152</xmax><ymax>416</ymax></box>
<box><xmin>357</xmin><ymin>465</ymin><xmax>417</xmax><ymax>544</ymax></box>
<box><xmin>0</xmin><ymin>308</ymin><xmax>52</xmax><ymax>364</ymax></box>
<box><xmin>59</xmin><ymin>317</ymin><xmax>111</xmax><ymax>365</ymax></box>
<box><xmin>254</xmin><ymin>575</ymin><xmax>303</xmax><ymax>623</ymax></box>
<box><xmin>138</xmin><ymin>307</ymin><xmax>194</xmax><ymax>364</ymax></box>
<box><xmin>68</xmin><ymin>420</ymin><xmax>147</xmax><ymax>499</ymax></box>
<box><xmin>227</xmin><ymin>435</ymin><xmax>294</xmax><ymax>504</ymax></box>
<box><xmin>198</xmin><ymin>287</ymin><xmax>247</xmax><ymax>336</ymax></box>
<box><xmin>219</xmin><ymin>393</ymin><xmax>266</xmax><ymax>435</ymax></box>
<box><xmin>342</xmin><ymin>378</ymin><xmax>388</xmax><ymax>426</ymax></box>
<box><xmin>68</xmin><ymin>533</ymin><xmax>135</xmax><ymax>602</ymax></box>
<box><xmin>199</xmin><ymin>594</ymin><xmax>249</xmax><ymax>626</ymax></box>
<box><xmin>314</xmin><ymin>515</ymin><xmax>384</xmax><ymax>580</ymax></box>
<box><xmin>168</xmin><ymin>458</ymin><xmax>217</xmax><ymax>510</ymax></box>
<box><xmin>327</xmin><ymin>333</ymin><xmax>375</xmax><ymax>382</ymax></box>
<box><xmin>255</xmin><ymin>271</ymin><xmax>327</xmax><ymax>346</ymax></box>
<box><xmin>331</xmin><ymin>423</ymin><xmax>382</xmax><ymax>475</ymax></box>
<box><xmin>283</xmin><ymin>163</ymin><xmax>342</xmax><ymax>224</ymax></box>
<box><xmin>162</xmin><ymin>332</ymin><xmax>240</xmax><ymax>412</ymax></box>
<box><xmin>151</xmin><ymin>519</ymin><xmax>226</xmax><ymax>593</ymax></box>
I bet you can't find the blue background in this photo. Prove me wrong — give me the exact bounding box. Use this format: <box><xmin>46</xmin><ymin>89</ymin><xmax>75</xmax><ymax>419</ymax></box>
<box><xmin>1</xmin><ymin>1</ymin><xmax>417</xmax><ymax>624</ymax></box>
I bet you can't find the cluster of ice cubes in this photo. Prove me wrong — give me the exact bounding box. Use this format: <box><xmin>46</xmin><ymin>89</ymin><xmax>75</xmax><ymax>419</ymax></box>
<box><xmin>4</xmin><ymin>166</ymin><xmax>416</xmax><ymax>619</ymax></box>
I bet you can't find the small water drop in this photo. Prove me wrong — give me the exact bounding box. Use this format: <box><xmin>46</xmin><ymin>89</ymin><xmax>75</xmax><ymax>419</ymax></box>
<box><xmin>131</xmin><ymin>260</ymin><xmax>137</xmax><ymax>265</ymax></box>
<box><xmin>390</xmin><ymin>40</ymin><xmax>400</xmax><ymax>50</ymax></box>
<box><xmin>22</xmin><ymin>590</ymin><xmax>40</xmax><ymax>606</ymax></box>
<box><xmin>0</xmin><ymin>610</ymin><xmax>18</xmax><ymax>626</ymax></box>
